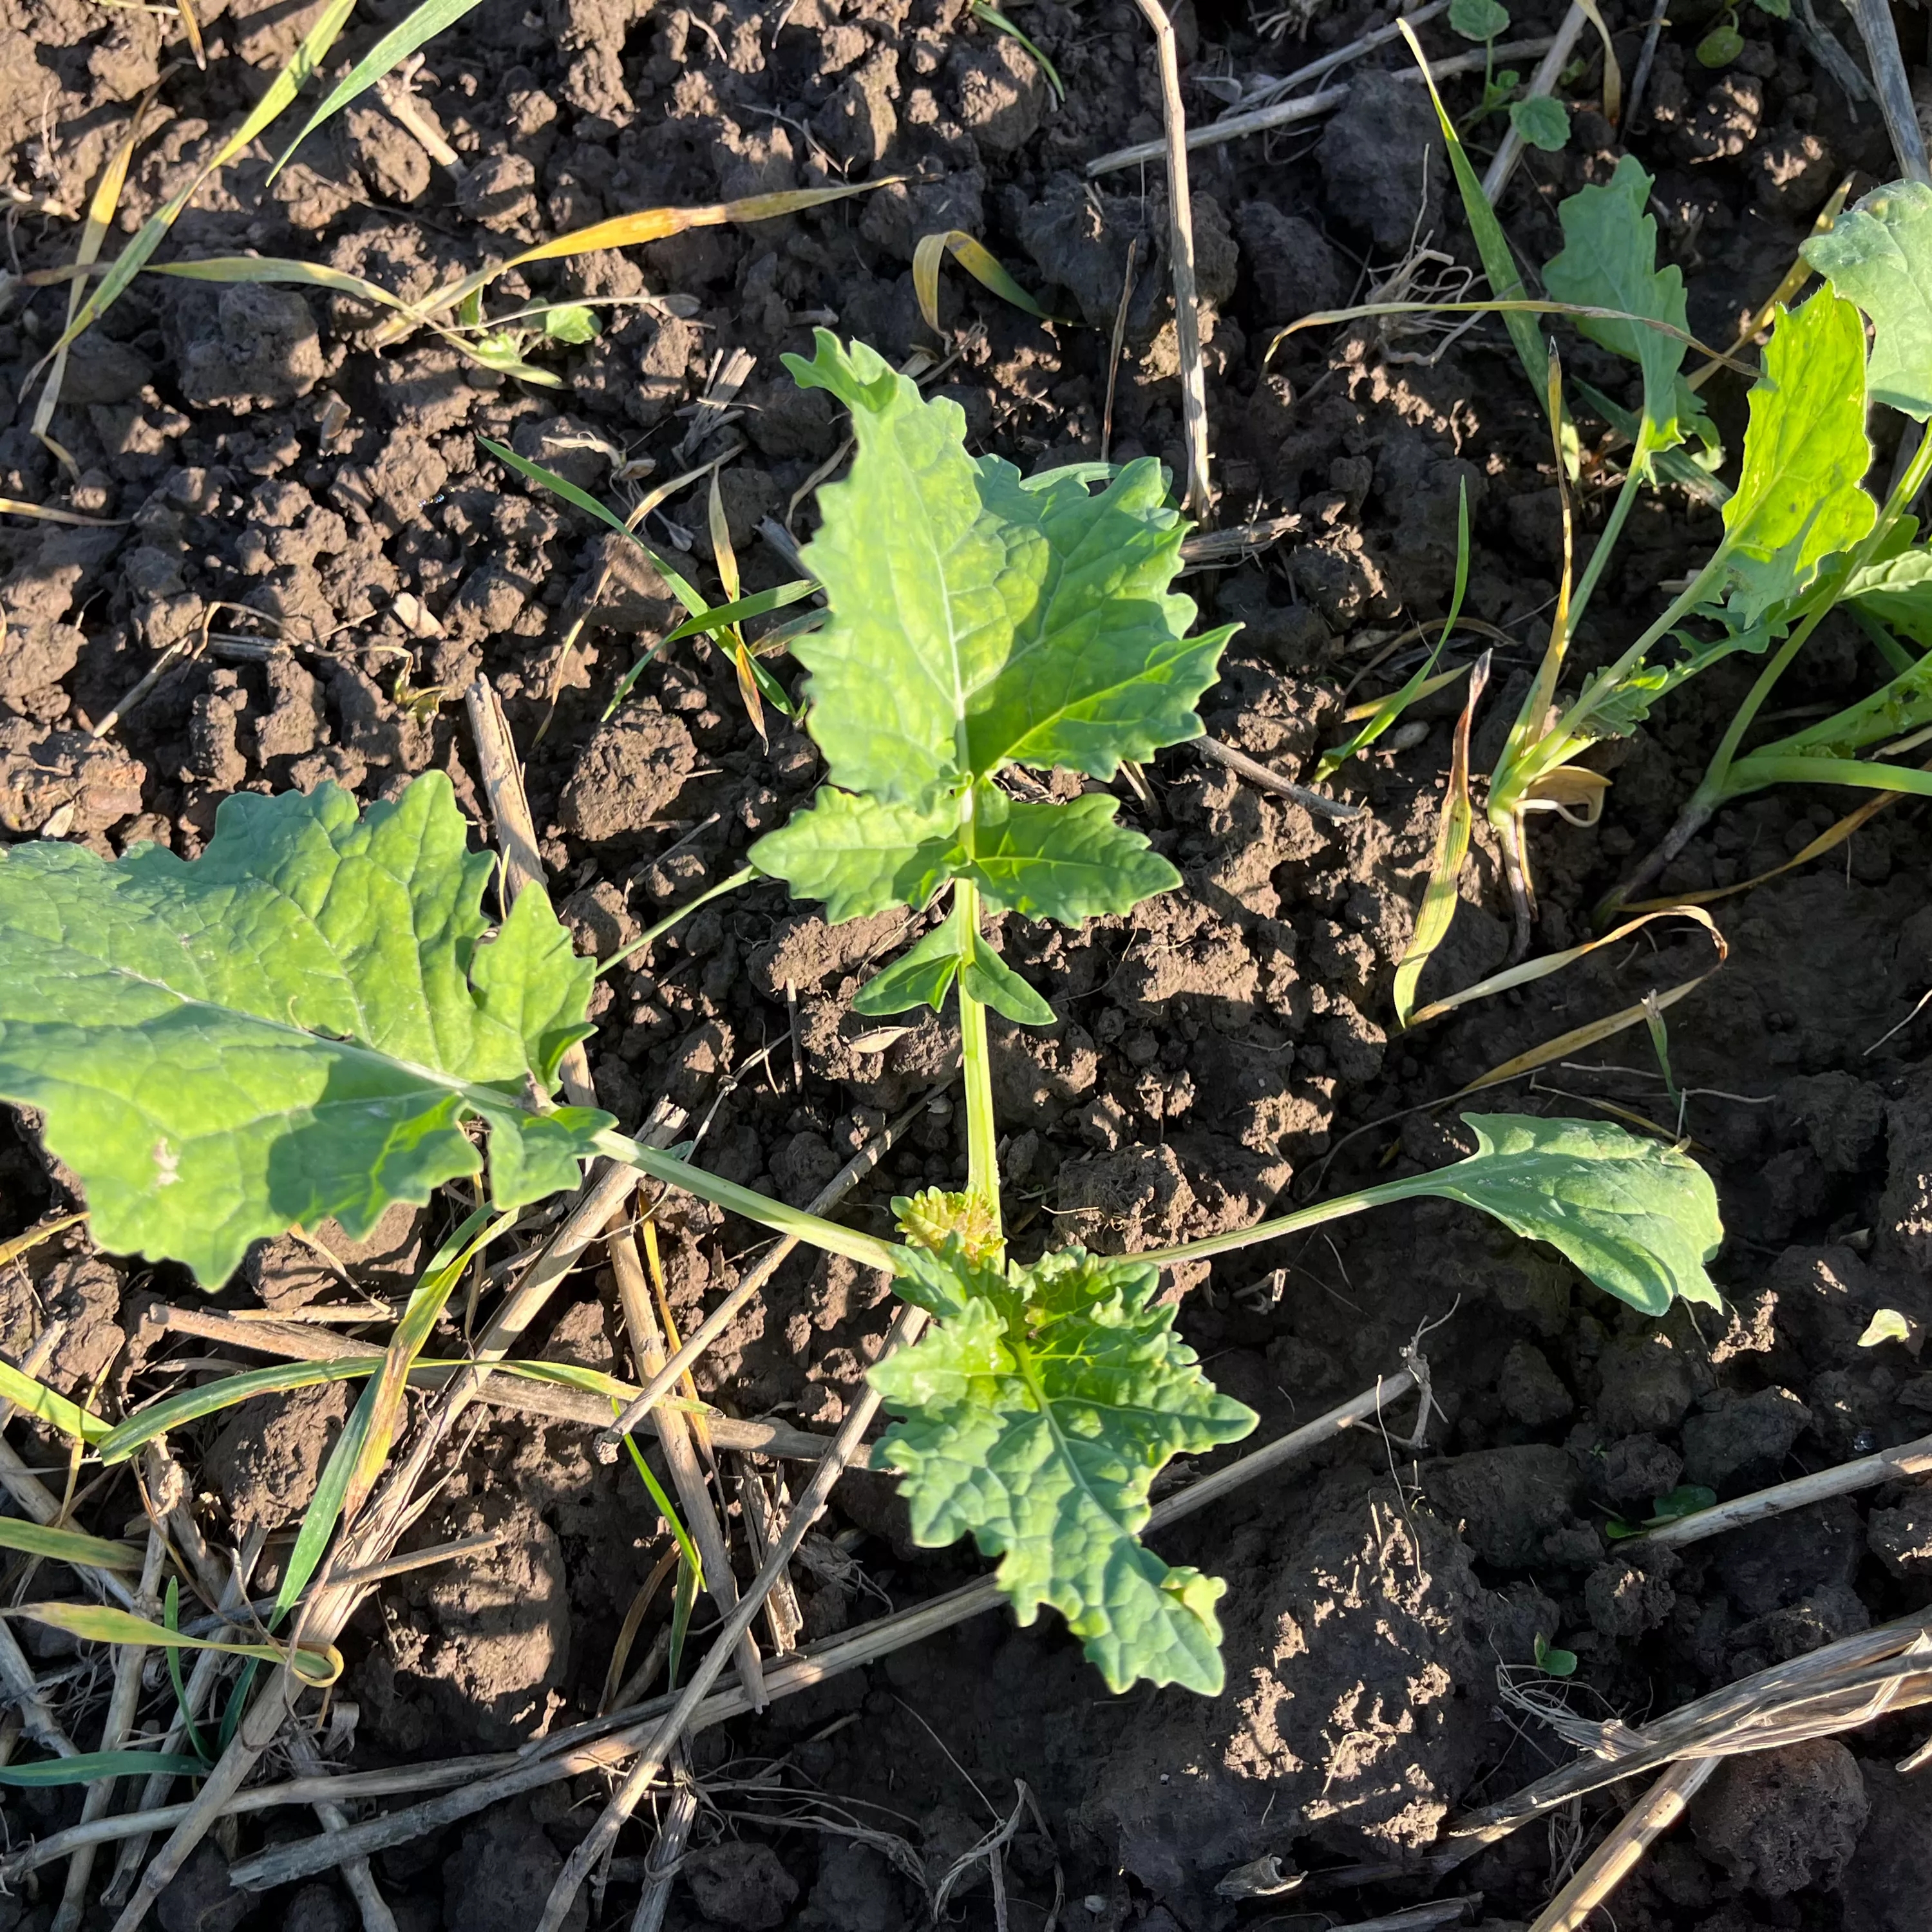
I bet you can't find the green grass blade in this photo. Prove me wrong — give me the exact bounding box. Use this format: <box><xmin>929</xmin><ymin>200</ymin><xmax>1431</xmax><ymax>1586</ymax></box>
<box><xmin>970</xmin><ymin>2</ymin><xmax>1063</xmax><ymax>98</ymax></box>
<box><xmin>0</xmin><ymin>1518</ymin><xmax>144</xmax><ymax>1571</ymax></box>
<box><xmin>46</xmin><ymin>0</ymin><xmax>355</xmax><ymax>355</ymax></box>
<box><xmin>151</xmin><ymin>256</ymin><xmax>407</xmax><ymax>311</ymax></box>
<box><xmin>0</xmin><ymin>1358</ymin><xmax>109</xmax><ymax>1445</ymax></box>
<box><xmin>219</xmin><ymin>1375</ymin><xmax>378</xmax><ymax>1754</ymax></box>
<box><xmin>12</xmin><ymin>1603</ymin><xmax>341</xmax><ymax>1686</ymax></box>
<box><xmin>1318</xmin><ymin>481</ymin><xmax>1471</xmax><ymax>779</ymax></box>
<box><xmin>667</xmin><ymin>1553</ymin><xmax>699</xmax><ymax>1689</ymax></box>
<box><xmin>1398</xmin><ymin>19</ymin><xmax>1547</xmax><ymax>408</ymax></box>
<box><xmin>276</xmin><ymin>1373</ymin><xmax>377</xmax><ymax>1624</ymax></box>
<box><xmin>1720</xmin><ymin>753</ymin><xmax>1932</xmax><ymax>800</ymax></box>
<box><xmin>270</xmin><ymin>0</ymin><xmax>488</xmax><ymax>181</ymax></box>
<box><xmin>616</xmin><ymin>1408</ymin><xmax>704</xmax><ymax>1590</ymax></box>
<box><xmin>1574</xmin><ymin>380</ymin><xmax>1729</xmax><ymax>507</ymax></box>
<box><xmin>163</xmin><ymin>1578</ymin><xmax>212</xmax><ymax>1766</ymax></box>
<box><xmin>95</xmin><ymin>1359</ymin><xmax>381</xmax><ymax>1465</ymax></box>
<box><xmin>341</xmin><ymin>1203</ymin><xmax>514</xmax><ymax>1526</ymax></box>
<box><xmin>478</xmin><ymin>437</ymin><xmax>707</xmax><ymax>618</ymax></box>
<box><xmin>663</xmin><ymin>579</ymin><xmax>817</xmax><ymax>644</ymax></box>
<box><xmin>0</xmin><ymin>1751</ymin><xmax>209</xmax><ymax>1788</ymax></box>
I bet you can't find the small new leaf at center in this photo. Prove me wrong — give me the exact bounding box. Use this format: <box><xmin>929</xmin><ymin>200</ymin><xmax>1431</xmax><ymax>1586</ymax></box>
<box><xmin>870</xmin><ymin>1240</ymin><xmax>1257</xmax><ymax>1694</ymax></box>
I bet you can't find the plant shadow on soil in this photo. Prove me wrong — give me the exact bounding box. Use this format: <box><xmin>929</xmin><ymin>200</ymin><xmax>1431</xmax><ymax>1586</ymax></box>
<box><xmin>6</xmin><ymin>0</ymin><xmax>1932</xmax><ymax>1924</ymax></box>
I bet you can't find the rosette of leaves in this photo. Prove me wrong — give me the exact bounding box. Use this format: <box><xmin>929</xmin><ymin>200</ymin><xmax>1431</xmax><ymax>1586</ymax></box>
<box><xmin>748</xmin><ymin>331</ymin><xmax>1233</xmax><ymax>1026</ymax></box>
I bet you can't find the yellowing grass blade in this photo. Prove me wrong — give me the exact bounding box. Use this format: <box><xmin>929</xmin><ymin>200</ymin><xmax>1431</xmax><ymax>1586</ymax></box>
<box><xmin>1392</xmin><ymin>654</ymin><xmax>1488</xmax><ymax>1027</ymax></box>
<box><xmin>1408</xmin><ymin>905</ymin><xmax>1725</xmax><ymax>1029</ymax></box>
<box><xmin>41</xmin><ymin>0</ymin><xmax>355</xmax><ymax>361</ymax></box>
<box><xmin>149</xmin><ymin>258</ymin><xmax>538</xmax><ymax>383</ymax></box>
<box><xmin>707</xmin><ymin>468</ymin><xmax>741</xmax><ymax>606</ymax></box>
<box><xmin>913</xmin><ymin>229</ymin><xmax>1058</xmax><ymax>334</ymax></box>
<box><xmin>175</xmin><ymin>0</ymin><xmax>206</xmax><ymax>67</ymax></box>
<box><xmin>339</xmin><ymin>1204</ymin><xmax>516</xmax><ymax>1531</ymax></box>
<box><xmin>0</xmin><ymin>1358</ymin><xmax>110</xmax><ymax>1445</ymax></box>
<box><xmin>1520</xmin><ymin>764</ymin><xmax>1610</xmax><ymax>826</ymax></box>
<box><xmin>151</xmin><ymin>255</ymin><xmax>410</xmax><ymax>310</ymax></box>
<box><xmin>1341</xmin><ymin>666</ymin><xmax>1464</xmax><ymax>722</ymax></box>
<box><xmin>1575</xmin><ymin>0</ymin><xmax>1621</xmax><ymax>122</ymax></box>
<box><xmin>0</xmin><ymin>1519</ymin><xmax>143</xmax><ymax>1571</ymax></box>
<box><xmin>269</xmin><ymin>0</ymin><xmax>488</xmax><ymax>182</ymax></box>
<box><xmin>0</xmin><ymin>497</ymin><xmax>125</xmax><ymax>529</ymax></box>
<box><xmin>516</xmin><ymin>183</ymin><xmax>882</xmax><ymax>267</ymax></box>
<box><xmin>0</xmin><ymin>1212</ymin><xmax>86</xmax><ymax>1271</ymax></box>
<box><xmin>1618</xmin><ymin>787</ymin><xmax>1905</xmax><ymax>913</ymax></box>
<box><xmin>1453</xmin><ymin>968</ymin><xmax>1717</xmax><ymax>1098</ymax></box>
<box><xmin>34</xmin><ymin>80</ymin><xmax>164</xmax><ymax>464</ymax></box>
<box><xmin>707</xmin><ymin>469</ymin><xmax>768</xmax><ymax>747</ymax></box>
<box><xmin>10</xmin><ymin>1603</ymin><xmax>342</xmax><ymax>1687</ymax></box>
<box><xmin>406</xmin><ymin>182</ymin><xmax>890</xmax><ymax>334</ymax></box>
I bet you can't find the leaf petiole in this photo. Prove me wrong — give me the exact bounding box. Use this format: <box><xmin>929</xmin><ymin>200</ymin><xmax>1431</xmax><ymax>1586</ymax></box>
<box><xmin>596</xmin><ymin>866</ymin><xmax>758</xmax><ymax>978</ymax></box>
<box><xmin>595</xmin><ymin>1128</ymin><xmax>905</xmax><ymax>1275</ymax></box>
<box><xmin>952</xmin><ymin>880</ymin><xmax>1003</xmax><ymax>1247</ymax></box>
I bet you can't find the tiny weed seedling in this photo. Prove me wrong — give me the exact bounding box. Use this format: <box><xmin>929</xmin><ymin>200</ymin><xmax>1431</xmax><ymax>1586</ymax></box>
<box><xmin>0</xmin><ymin>336</ymin><xmax>1727</xmax><ymax>1696</ymax></box>
<box><xmin>1447</xmin><ymin>0</ymin><xmax>1568</xmax><ymax>146</ymax></box>
<box><xmin>1695</xmin><ymin>0</ymin><xmax>1787</xmax><ymax>68</ymax></box>
<box><xmin>1449</xmin><ymin>0</ymin><xmax>1519</xmax><ymax>124</ymax></box>
<box><xmin>1604</xmin><ymin>1483</ymin><xmax>1716</xmax><ymax>1540</ymax></box>
<box><xmin>1533</xmin><ymin>1632</ymin><xmax>1579</xmax><ymax>1676</ymax></box>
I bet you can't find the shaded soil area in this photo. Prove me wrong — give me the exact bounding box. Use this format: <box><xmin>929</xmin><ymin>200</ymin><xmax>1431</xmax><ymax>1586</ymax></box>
<box><xmin>6</xmin><ymin>0</ymin><xmax>1932</xmax><ymax>1925</ymax></box>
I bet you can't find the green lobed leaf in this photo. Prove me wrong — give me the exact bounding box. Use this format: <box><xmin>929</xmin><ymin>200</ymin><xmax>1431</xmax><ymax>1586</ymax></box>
<box><xmin>1848</xmin><ymin>545</ymin><xmax>1932</xmax><ymax>649</ymax></box>
<box><xmin>1542</xmin><ymin>156</ymin><xmax>1689</xmax><ymax>460</ymax></box>
<box><xmin>748</xmin><ymin>788</ymin><xmax>963</xmax><ymax>923</ymax></box>
<box><xmin>1573</xmin><ymin>381</ymin><xmax>1730</xmax><ymax>507</ymax></box>
<box><xmin>1717</xmin><ymin>292</ymin><xmax>1876</xmax><ymax>626</ymax></box>
<box><xmin>782</xmin><ymin>332</ymin><xmax>1233</xmax><ymax>804</ymax></box>
<box><xmin>1803</xmin><ymin>182</ymin><xmax>1932</xmax><ymax>421</ymax></box>
<box><xmin>870</xmin><ymin>1242</ymin><xmax>1257</xmax><ymax>1693</ymax></box>
<box><xmin>1746</xmin><ymin>647</ymin><xmax>1932</xmax><ymax>761</ymax></box>
<box><xmin>958</xmin><ymin>934</ymin><xmax>1056</xmax><ymax>1026</ymax></box>
<box><xmin>1695</xmin><ymin>21</ymin><xmax>1742</xmax><ymax>65</ymax></box>
<box><xmin>0</xmin><ymin>775</ymin><xmax>611</xmax><ymax>1286</ymax></box>
<box><xmin>1417</xmin><ymin>1115</ymin><xmax>1723</xmax><ymax>1315</ymax></box>
<box><xmin>963</xmin><ymin>789</ymin><xmax>1176</xmax><ymax>923</ymax></box>
<box><xmin>542</xmin><ymin>303</ymin><xmax>602</xmax><ymax>344</ymax></box>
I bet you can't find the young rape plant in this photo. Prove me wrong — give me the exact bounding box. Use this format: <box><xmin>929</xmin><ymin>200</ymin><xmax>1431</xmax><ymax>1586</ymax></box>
<box><xmin>0</xmin><ymin>334</ymin><xmax>1727</xmax><ymax>1696</ymax></box>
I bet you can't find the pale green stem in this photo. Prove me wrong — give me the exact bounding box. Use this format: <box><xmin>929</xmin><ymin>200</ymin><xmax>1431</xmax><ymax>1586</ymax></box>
<box><xmin>593</xmin><ymin>1128</ymin><xmax>903</xmax><ymax>1274</ymax></box>
<box><xmin>596</xmin><ymin>866</ymin><xmax>756</xmax><ymax>978</ymax></box>
<box><xmin>1565</xmin><ymin>451</ymin><xmax>1647</xmax><ymax>639</ymax></box>
<box><xmin>1695</xmin><ymin>430</ymin><xmax>1932</xmax><ymax>809</ymax></box>
<box><xmin>1136</xmin><ymin>1167</ymin><xmax>1466</xmax><ymax>1269</ymax></box>
<box><xmin>954</xmin><ymin>879</ymin><xmax>1003</xmax><ymax>1236</ymax></box>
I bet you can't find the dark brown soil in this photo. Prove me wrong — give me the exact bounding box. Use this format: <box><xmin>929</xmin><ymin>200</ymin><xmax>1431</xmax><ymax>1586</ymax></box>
<box><xmin>5</xmin><ymin>0</ymin><xmax>1932</xmax><ymax>1925</ymax></box>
